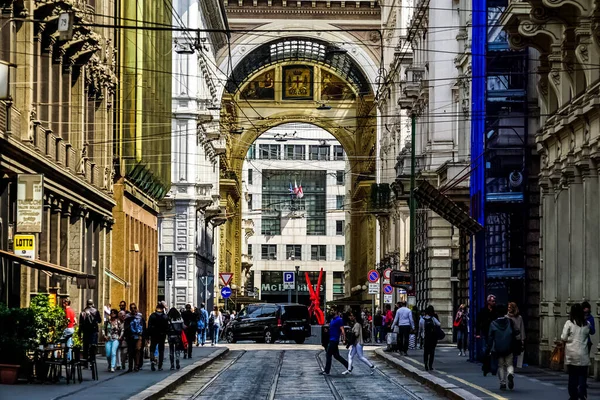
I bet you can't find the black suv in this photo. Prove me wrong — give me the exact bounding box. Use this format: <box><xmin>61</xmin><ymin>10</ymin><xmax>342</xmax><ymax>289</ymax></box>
<box><xmin>225</xmin><ymin>303</ymin><xmax>311</xmax><ymax>344</ymax></box>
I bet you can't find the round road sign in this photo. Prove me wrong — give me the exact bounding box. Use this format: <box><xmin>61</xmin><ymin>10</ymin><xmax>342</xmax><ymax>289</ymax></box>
<box><xmin>383</xmin><ymin>284</ymin><xmax>393</xmax><ymax>294</ymax></box>
<box><xmin>221</xmin><ymin>286</ymin><xmax>232</xmax><ymax>299</ymax></box>
<box><xmin>384</xmin><ymin>268</ymin><xmax>392</xmax><ymax>280</ymax></box>
<box><xmin>368</xmin><ymin>269</ymin><xmax>380</xmax><ymax>283</ymax></box>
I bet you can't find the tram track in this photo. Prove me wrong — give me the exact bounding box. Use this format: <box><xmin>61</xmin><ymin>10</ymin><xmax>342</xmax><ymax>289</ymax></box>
<box><xmin>186</xmin><ymin>350</ymin><xmax>247</xmax><ymax>400</ymax></box>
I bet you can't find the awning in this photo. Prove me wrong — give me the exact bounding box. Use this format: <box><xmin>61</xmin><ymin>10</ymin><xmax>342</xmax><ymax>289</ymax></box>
<box><xmin>413</xmin><ymin>180</ymin><xmax>483</xmax><ymax>236</ymax></box>
<box><xmin>104</xmin><ymin>267</ymin><xmax>130</xmax><ymax>288</ymax></box>
<box><xmin>486</xmin><ymin>268</ymin><xmax>525</xmax><ymax>280</ymax></box>
<box><xmin>0</xmin><ymin>249</ymin><xmax>95</xmax><ymax>280</ymax></box>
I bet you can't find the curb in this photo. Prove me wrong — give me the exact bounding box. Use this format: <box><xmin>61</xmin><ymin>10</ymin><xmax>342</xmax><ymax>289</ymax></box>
<box><xmin>128</xmin><ymin>347</ymin><xmax>229</xmax><ymax>400</ymax></box>
<box><xmin>374</xmin><ymin>348</ymin><xmax>482</xmax><ymax>400</ymax></box>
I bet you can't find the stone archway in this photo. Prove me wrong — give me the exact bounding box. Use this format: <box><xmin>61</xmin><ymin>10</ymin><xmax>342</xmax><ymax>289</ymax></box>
<box><xmin>217</xmin><ymin>37</ymin><xmax>377</xmax><ymax>297</ymax></box>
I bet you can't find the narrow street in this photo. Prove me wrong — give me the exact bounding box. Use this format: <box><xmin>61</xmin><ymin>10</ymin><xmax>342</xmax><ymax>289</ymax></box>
<box><xmin>159</xmin><ymin>344</ymin><xmax>442</xmax><ymax>400</ymax></box>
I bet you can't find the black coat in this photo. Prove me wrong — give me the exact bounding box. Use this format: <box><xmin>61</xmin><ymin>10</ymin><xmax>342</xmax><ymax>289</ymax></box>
<box><xmin>147</xmin><ymin>311</ymin><xmax>169</xmax><ymax>337</ymax></box>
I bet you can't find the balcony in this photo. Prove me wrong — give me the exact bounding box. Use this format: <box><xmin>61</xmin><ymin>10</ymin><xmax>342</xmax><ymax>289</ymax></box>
<box><xmin>195</xmin><ymin>183</ymin><xmax>214</xmax><ymax>210</ymax></box>
<box><xmin>206</xmin><ymin>204</ymin><xmax>227</xmax><ymax>226</ymax></box>
<box><xmin>211</xmin><ymin>136</ymin><xmax>227</xmax><ymax>155</ymax></box>
<box><xmin>369</xmin><ymin>183</ymin><xmax>391</xmax><ymax>215</ymax></box>
<box><xmin>241</xmin><ymin>254</ymin><xmax>254</xmax><ymax>270</ymax></box>
<box><xmin>243</xmin><ymin>219</ymin><xmax>255</xmax><ymax>238</ymax></box>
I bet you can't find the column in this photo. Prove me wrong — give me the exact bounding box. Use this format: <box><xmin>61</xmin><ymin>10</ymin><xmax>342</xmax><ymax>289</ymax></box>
<box><xmin>68</xmin><ymin>205</ymin><xmax>86</xmax><ymax>310</ymax></box>
<box><xmin>427</xmin><ymin>211</ymin><xmax>453</xmax><ymax>334</ymax></box>
<box><xmin>60</xmin><ymin>203</ymin><xmax>72</xmax><ymax>269</ymax></box>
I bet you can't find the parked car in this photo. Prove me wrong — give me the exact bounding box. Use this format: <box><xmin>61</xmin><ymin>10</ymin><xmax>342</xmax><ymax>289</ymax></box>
<box><xmin>225</xmin><ymin>303</ymin><xmax>311</xmax><ymax>344</ymax></box>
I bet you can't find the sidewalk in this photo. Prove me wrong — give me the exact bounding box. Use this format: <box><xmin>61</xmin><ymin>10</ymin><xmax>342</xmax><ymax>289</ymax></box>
<box><xmin>0</xmin><ymin>345</ymin><xmax>224</xmax><ymax>400</ymax></box>
<box><xmin>376</xmin><ymin>345</ymin><xmax>600</xmax><ymax>400</ymax></box>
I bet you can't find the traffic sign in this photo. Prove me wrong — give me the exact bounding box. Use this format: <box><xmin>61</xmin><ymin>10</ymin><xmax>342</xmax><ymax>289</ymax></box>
<box><xmin>384</xmin><ymin>294</ymin><xmax>393</xmax><ymax>304</ymax></box>
<box><xmin>221</xmin><ymin>286</ymin><xmax>232</xmax><ymax>299</ymax></box>
<box><xmin>219</xmin><ymin>273</ymin><xmax>233</xmax><ymax>286</ymax></box>
<box><xmin>368</xmin><ymin>283</ymin><xmax>379</xmax><ymax>294</ymax></box>
<box><xmin>383</xmin><ymin>268</ymin><xmax>392</xmax><ymax>280</ymax></box>
<box><xmin>283</xmin><ymin>271</ymin><xmax>295</xmax><ymax>290</ymax></box>
<box><xmin>13</xmin><ymin>234</ymin><xmax>35</xmax><ymax>260</ymax></box>
<box><xmin>367</xmin><ymin>269</ymin><xmax>380</xmax><ymax>283</ymax></box>
<box><xmin>383</xmin><ymin>284</ymin><xmax>393</xmax><ymax>294</ymax></box>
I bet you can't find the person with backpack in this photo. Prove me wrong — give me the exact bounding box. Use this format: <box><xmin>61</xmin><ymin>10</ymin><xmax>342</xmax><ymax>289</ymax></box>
<box><xmin>167</xmin><ymin>307</ymin><xmax>185</xmax><ymax>370</ymax></box>
<box><xmin>197</xmin><ymin>303</ymin><xmax>209</xmax><ymax>347</ymax></box>
<box><xmin>79</xmin><ymin>299</ymin><xmax>102</xmax><ymax>368</ymax></box>
<box><xmin>125</xmin><ymin>303</ymin><xmax>146</xmax><ymax>372</ymax></box>
<box><xmin>147</xmin><ymin>301</ymin><xmax>169</xmax><ymax>371</ymax></box>
<box><xmin>488</xmin><ymin>304</ymin><xmax>520</xmax><ymax>390</ymax></box>
<box><xmin>181</xmin><ymin>304</ymin><xmax>198</xmax><ymax>358</ymax></box>
<box><xmin>419</xmin><ymin>305</ymin><xmax>441</xmax><ymax>371</ymax></box>
<box><xmin>342</xmin><ymin>312</ymin><xmax>376</xmax><ymax>375</ymax></box>
<box><xmin>454</xmin><ymin>304</ymin><xmax>468</xmax><ymax>356</ymax></box>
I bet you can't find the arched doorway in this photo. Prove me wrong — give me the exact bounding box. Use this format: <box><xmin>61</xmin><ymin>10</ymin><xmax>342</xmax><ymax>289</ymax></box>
<box><xmin>217</xmin><ymin>37</ymin><xmax>377</xmax><ymax>297</ymax></box>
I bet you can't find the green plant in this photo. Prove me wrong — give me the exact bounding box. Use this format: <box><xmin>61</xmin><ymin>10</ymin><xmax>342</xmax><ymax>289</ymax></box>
<box><xmin>29</xmin><ymin>295</ymin><xmax>67</xmax><ymax>345</ymax></box>
<box><xmin>72</xmin><ymin>326</ymin><xmax>82</xmax><ymax>348</ymax></box>
<box><xmin>0</xmin><ymin>303</ymin><xmax>38</xmax><ymax>365</ymax></box>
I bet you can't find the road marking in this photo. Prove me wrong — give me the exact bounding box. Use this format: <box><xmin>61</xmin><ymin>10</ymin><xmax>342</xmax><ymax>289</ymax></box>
<box><xmin>401</xmin><ymin>356</ymin><xmax>508</xmax><ymax>400</ymax></box>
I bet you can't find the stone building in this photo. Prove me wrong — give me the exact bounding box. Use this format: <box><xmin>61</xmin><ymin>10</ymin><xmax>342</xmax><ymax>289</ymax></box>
<box><xmin>158</xmin><ymin>0</ymin><xmax>229</xmax><ymax>311</ymax></box>
<box><xmin>0</xmin><ymin>0</ymin><xmax>117</xmax><ymax>311</ymax></box>
<box><xmin>501</xmin><ymin>0</ymin><xmax>599</xmax><ymax>373</ymax></box>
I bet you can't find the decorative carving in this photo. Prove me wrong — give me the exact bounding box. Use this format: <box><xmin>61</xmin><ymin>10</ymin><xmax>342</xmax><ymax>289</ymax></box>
<box><xmin>577</xmin><ymin>43</ymin><xmax>589</xmax><ymax>62</ymax></box>
<box><xmin>78</xmin><ymin>143</ymin><xmax>88</xmax><ymax>175</ymax></box>
<box><xmin>550</xmin><ymin>69</ymin><xmax>560</xmax><ymax>87</ymax></box>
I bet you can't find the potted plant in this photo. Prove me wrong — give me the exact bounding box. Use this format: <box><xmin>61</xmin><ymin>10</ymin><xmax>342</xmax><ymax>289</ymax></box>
<box><xmin>29</xmin><ymin>295</ymin><xmax>67</xmax><ymax>346</ymax></box>
<box><xmin>0</xmin><ymin>303</ymin><xmax>37</xmax><ymax>384</ymax></box>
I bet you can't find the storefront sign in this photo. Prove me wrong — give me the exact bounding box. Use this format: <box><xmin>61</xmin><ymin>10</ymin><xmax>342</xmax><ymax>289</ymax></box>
<box><xmin>13</xmin><ymin>234</ymin><xmax>35</xmax><ymax>260</ymax></box>
<box><xmin>261</xmin><ymin>271</ymin><xmax>325</xmax><ymax>294</ymax></box>
<box><xmin>17</xmin><ymin>174</ymin><xmax>44</xmax><ymax>233</ymax></box>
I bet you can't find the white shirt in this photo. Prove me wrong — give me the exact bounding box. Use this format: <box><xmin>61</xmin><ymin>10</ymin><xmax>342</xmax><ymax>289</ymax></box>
<box><xmin>561</xmin><ymin>320</ymin><xmax>591</xmax><ymax>366</ymax></box>
<box><xmin>393</xmin><ymin>307</ymin><xmax>414</xmax><ymax>329</ymax></box>
<box><xmin>211</xmin><ymin>311</ymin><xmax>224</xmax><ymax>327</ymax></box>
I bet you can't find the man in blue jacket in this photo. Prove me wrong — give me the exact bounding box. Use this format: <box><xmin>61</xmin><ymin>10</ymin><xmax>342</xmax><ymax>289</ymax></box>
<box><xmin>197</xmin><ymin>303</ymin><xmax>209</xmax><ymax>346</ymax></box>
<box><xmin>321</xmin><ymin>307</ymin><xmax>348</xmax><ymax>375</ymax></box>
<box><xmin>582</xmin><ymin>301</ymin><xmax>596</xmax><ymax>355</ymax></box>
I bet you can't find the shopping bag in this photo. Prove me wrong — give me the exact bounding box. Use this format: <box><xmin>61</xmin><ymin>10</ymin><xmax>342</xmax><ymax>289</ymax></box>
<box><xmin>549</xmin><ymin>343</ymin><xmax>564</xmax><ymax>371</ymax></box>
<box><xmin>408</xmin><ymin>333</ymin><xmax>416</xmax><ymax>349</ymax></box>
<box><xmin>181</xmin><ymin>331</ymin><xmax>189</xmax><ymax>350</ymax></box>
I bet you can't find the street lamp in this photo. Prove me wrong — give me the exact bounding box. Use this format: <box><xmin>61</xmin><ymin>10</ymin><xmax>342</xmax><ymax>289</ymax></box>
<box><xmin>295</xmin><ymin>265</ymin><xmax>300</xmax><ymax>303</ymax></box>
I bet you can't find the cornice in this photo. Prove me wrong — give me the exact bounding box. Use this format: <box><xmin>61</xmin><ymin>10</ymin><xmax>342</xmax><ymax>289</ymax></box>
<box><xmin>225</xmin><ymin>7</ymin><xmax>380</xmax><ymax>17</ymax></box>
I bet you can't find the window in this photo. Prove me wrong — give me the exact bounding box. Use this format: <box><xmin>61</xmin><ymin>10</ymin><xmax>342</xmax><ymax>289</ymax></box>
<box><xmin>307</xmin><ymin>218</ymin><xmax>326</xmax><ymax>235</ymax></box>
<box><xmin>284</xmin><ymin>145</ymin><xmax>305</xmax><ymax>160</ymax></box>
<box><xmin>248</xmin><ymin>169</ymin><xmax>253</xmax><ymax>184</ymax></box>
<box><xmin>260</xmin><ymin>305</ymin><xmax>278</xmax><ymax>317</ymax></box>
<box><xmin>333</xmin><ymin>271</ymin><xmax>345</xmax><ymax>295</ymax></box>
<box><xmin>336</xmin><ymin>220</ymin><xmax>344</xmax><ymax>235</ymax></box>
<box><xmin>248</xmin><ymin>244</ymin><xmax>252</xmax><ymax>256</ymax></box>
<box><xmin>247</xmin><ymin>194</ymin><xmax>253</xmax><ymax>210</ymax></box>
<box><xmin>285</xmin><ymin>245</ymin><xmax>302</xmax><ymax>260</ymax></box>
<box><xmin>247</xmin><ymin>144</ymin><xmax>256</xmax><ymax>160</ymax></box>
<box><xmin>336</xmin><ymin>245</ymin><xmax>345</xmax><ymax>261</ymax></box>
<box><xmin>259</xmin><ymin>144</ymin><xmax>280</xmax><ymax>160</ymax></box>
<box><xmin>333</xmin><ymin>145</ymin><xmax>345</xmax><ymax>161</ymax></box>
<box><xmin>261</xmin><ymin>218</ymin><xmax>281</xmax><ymax>235</ymax></box>
<box><xmin>336</xmin><ymin>195</ymin><xmax>345</xmax><ymax>210</ymax></box>
<box><xmin>309</xmin><ymin>145</ymin><xmax>330</xmax><ymax>160</ymax></box>
<box><xmin>261</xmin><ymin>244</ymin><xmax>277</xmax><ymax>260</ymax></box>
<box><xmin>311</xmin><ymin>245</ymin><xmax>327</xmax><ymax>261</ymax></box>
<box><xmin>336</xmin><ymin>170</ymin><xmax>345</xmax><ymax>185</ymax></box>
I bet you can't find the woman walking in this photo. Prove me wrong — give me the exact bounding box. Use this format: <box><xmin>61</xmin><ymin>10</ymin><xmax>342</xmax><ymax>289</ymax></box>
<box><xmin>116</xmin><ymin>310</ymin><xmax>128</xmax><ymax>370</ymax></box>
<box><xmin>454</xmin><ymin>304</ymin><xmax>468</xmax><ymax>356</ymax></box>
<box><xmin>561</xmin><ymin>303</ymin><xmax>591</xmax><ymax>400</ymax></box>
<box><xmin>342</xmin><ymin>312</ymin><xmax>376</xmax><ymax>375</ymax></box>
<box><xmin>167</xmin><ymin>308</ymin><xmax>185</xmax><ymax>370</ymax></box>
<box><xmin>103</xmin><ymin>309</ymin><xmax>123</xmax><ymax>372</ymax></box>
<box><xmin>210</xmin><ymin>306</ymin><xmax>224</xmax><ymax>346</ymax></box>
<box><xmin>420</xmin><ymin>305</ymin><xmax>441</xmax><ymax>371</ymax></box>
<box><xmin>507</xmin><ymin>302</ymin><xmax>525</xmax><ymax>368</ymax></box>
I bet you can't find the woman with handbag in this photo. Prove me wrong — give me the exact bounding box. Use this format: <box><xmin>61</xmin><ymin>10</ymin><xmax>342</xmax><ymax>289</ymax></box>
<box><xmin>342</xmin><ymin>312</ymin><xmax>375</xmax><ymax>375</ymax></box>
<box><xmin>419</xmin><ymin>305</ymin><xmax>441</xmax><ymax>371</ymax></box>
<box><xmin>506</xmin><ymin>302</ymin><xmax>525</xmax><ymax>368</ymax></box>
<box><xmin>454</xmin><ymin>304</ymin><xmax>468</xmax><ymax>356</ymax></box>
<box><xmin>561</xmin><ymin>303</ymin><xmax>591</xmax><ymax>400</ymax></box>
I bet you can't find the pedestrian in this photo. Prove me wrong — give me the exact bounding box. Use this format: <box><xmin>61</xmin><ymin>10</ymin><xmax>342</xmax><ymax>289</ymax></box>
<box><xmin>119</xmin><ymin>300</ymin><xmax>127</xmax><ymax>313</ymax></box>
<box><xmin>181</xmin><ymin>304</ymin><xmax>198</xmax><ymax>358</ymax></box>
<box><xmin>384</xmin><ymin>304</ymin><xmax>394</xmax><ymax>336</ymax></box>
<box><xmin>343</xmin><ymin>312</ymin><xmax>376</xmax><ymax>375</ymax></box>
<box><xmin>561</xmin><ymin>303</ymin><xmax>591</xmax><ymax>400</ymax></box>
<box><xmin>116</xmin><ymin>310</ymin><xmax>128</xmax><ymax>370</ymax></box>
<box><xmin>103</xmin><ymin>303</ymin><xmax>111</xmax><ymax>322</ymax></box>
<box><xmin>79</xmin><ymin>299</ymin><xmax>102</xmax><ymax>368</ymax></box>
<box><xmin>582</xmin><ymin>301</ymin><xmax>596</xmax><ymax>356</ymax></box>
<box><xmin>147</xmin><ymin>301</ymin><xmax>169</xmax><ymax>371</ymax></box>
<box><xmin>454</xmin><ymin>304</ymin><xmax>468</xmax><ymax>357</ymax></box>
<box><xmin>488</xmin><ymin>304</ymin><xmax>519</xmax><ymax>391</ymax></box>
<box><xmin>196</xmin><ymin>303</ymin><xmax>209</xmax><ymax>347</ymax></box>
<box><xmin>167</xmin><ymin>307</ymin><xmax>184</xmax><ymax>370</ymax></box>
<box><xmin>125</xmin><ymin>303</ymin><xmax>146</xmax><ymax>372</ymax></box>
<box><xmin>506</xmin><ymin>302</ymin><xmax>525</xmax><ymax>368</ymax></box>
<box><xmin>392</xmin><ymin>301</ymin><xmax>414</xmax><ymax>355</ymax></box>
<box><xmin>103</xmin><ymin>309</ymin><xmax>123</xmax><ymax>372</ymax></box>
<box><xmin>210</xmin><ymin>306</ymin><xmax>224</xmax><ymax>346</ymax></box>
<box><xmin>420</xmin><ymin>305</ymin><xmax>441</xmax><ymax>371</ymax></box>
<box><xmin>373</xmin><ymin>310</ymin><xmax>383</xmax><ymax>343</ymax></box>
<box><xmin>60</xmin><ymin>298</ymin><xmax>77</xmax><ymax>361</ymax></box>
<box><xmin>476</xmin><ymin>294</ymin><xmax>497</xmax><ymax>359</ymax></box>
<box><xmin>321</xmin><ymin>306</ymin><xmax>349</xmax><ymax>375</ymax></box>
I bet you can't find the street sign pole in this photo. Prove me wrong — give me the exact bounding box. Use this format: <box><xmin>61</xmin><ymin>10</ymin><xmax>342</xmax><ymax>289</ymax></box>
<box><xmin>288</xmin><ymin>289</ymin><xmax>292</xmax><ymax>303</ymax></box>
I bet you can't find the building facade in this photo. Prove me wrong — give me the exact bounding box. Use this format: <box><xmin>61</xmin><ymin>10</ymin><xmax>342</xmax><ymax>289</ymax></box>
<box><xmin>243</xmin><ymin>123</ymin><xmax>347</xmax><ymax>305</ymax></box>
<box><xmin>158</xmin><ymin>0</ymin><xmax>229</xmax><ymax>311</ymax></box>
<box><xmin>501</xmin><ymin>0</ymin><xmax>598</xmax><ymax>372</ymax></box>
<box><xmin>0</xmin><ymin>0</ymin><xmax>117</xmax><ymax>311</ymax></box>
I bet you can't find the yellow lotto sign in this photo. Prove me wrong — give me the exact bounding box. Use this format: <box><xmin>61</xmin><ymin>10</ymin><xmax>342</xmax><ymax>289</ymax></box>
<box><xmin>14</xmin><ymin>234</ymin><xmax>35</xmax><ymax>260</ymax></box>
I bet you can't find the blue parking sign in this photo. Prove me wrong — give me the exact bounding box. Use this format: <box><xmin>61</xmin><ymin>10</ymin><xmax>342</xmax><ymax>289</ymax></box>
<box><xmin>283</xmin><ymin>272</ymin><xmax>295</xmax><ymax>290</ymax></box>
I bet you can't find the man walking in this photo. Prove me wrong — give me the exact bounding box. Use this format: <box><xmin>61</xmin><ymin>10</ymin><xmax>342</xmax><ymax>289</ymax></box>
<box><xmin>197</xmin><ymin>303</ymin><xmax>209</xmax><ymax>347</ymax></box>
<box><xmin>321</xmin><ymin>307</ymin><xmax>349</xmax><ymax>375</ymax></box>
<box><xmin>488</xmin><ymin>304</ymin><xmax>519</xmax><ymax>390</ymax></box>
<box><xmin>476</xmin><ymin>294</ymin><xmax>498</xmax><ymax>360</ymax></box>
<box><xmin>61</xmin><ymin>298</ymin><xmax>77</xmax><ymax>360</ymax></box>
<box><xmin>181</xmin><ymin>304</ymin><xmax>198</xmax><ymax>358</ymax></box>
<box><xmin>147</xmin><ymin>302</ymin><xmax>169</xmax><ymax>371</ymax></box>
<box><xmin>125</xmin><ymin>303</ymin><xmax>146</xmax><ymax>372</ymax></box>
<box><xmin>79</xmin><ymin>299</ymin><xmax>102</xmax><ymax>368</ymax></box>
<box><xmin>392</xmin><ymin>301</ymin><xmax>414</xmax><ymax>355</ymax></box>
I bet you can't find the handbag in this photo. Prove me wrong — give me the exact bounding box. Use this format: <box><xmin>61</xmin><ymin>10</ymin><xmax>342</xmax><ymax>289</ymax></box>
<box><xmin>550</xmin><ymin>342</ymin><xmax>565</xmax><ymax>371</ymax></box>
<box><xmin>143</xmin><ymin>345</ymin><xmax>150</xmax><ymax>359</ymax></box>
<box><xmin>435</xmin><ymin>326</ymin><xmax>446</xmax><ymax>341</ymax></box>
